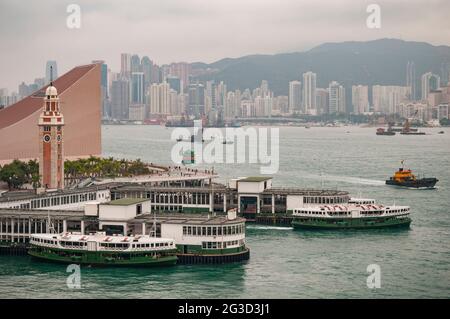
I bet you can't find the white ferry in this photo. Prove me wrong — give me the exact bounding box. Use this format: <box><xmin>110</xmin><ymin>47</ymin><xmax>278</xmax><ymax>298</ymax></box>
<box><xmin>28</xmin><ymin>232</ymin><xmax>178</xmax><ymax>266</ymax></box>
<box><xmin>292</xmin><ymin>198</ymin><xmax>411</xmax><ymax>229</ymax></box>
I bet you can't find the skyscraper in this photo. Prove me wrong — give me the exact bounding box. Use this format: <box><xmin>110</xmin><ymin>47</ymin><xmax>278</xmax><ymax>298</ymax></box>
<box><xmin>440</xmin><ymin>61</ymin><xmax>450</xmax><ymax>86</ymax></box>
<box><xmin>169</xmin><ymin>62</ymin><xmax>191</xmax><ymax>91</ymax></box>
<box><xmin>254</xmin><ymin>95</ymin><xmax>273</xmax><ymax>117</ymax></box>
<box><xmin>167</xmin><ymin>76</ymin><xmax>181</xmax><ymax>94</ymax></box>
<box><xmin>45</xmin><ymin>61</ymin><xmax>58</xmax><ymax>85</ymax></box>
<box><xmin>302</xmin><ymin>72</ymin><xmax>317</xmax><ymax>114</ymax></box>
<box><xmin>92</xmin><ymin>60</ymin><xmax>109</xmax><ymax>117</ymax></box>
<box><xmin>130</xmin><ymin>54</ymin><xmax>141</xmax><ymax>73</ymax></box>
<box><xmin>111</xmin><ymin>79</ymin><xmax>130</xmax><ymax>120</ymax></box>
<box><xmin>406</xmin><ymin>61</ymin><xmax>416</xmax><ymax>100</ymax></box>
<box><xmin>352</xmin><ymin>85</ymin><xmax>369</xmax><ymax>114</ymax></box>
<box><xmin>131</xmin><ymin>72</ymin><xmax>145</xmax><ymax>105</ymax></box>
<box><xmin>260</xmin><ymin>80</ymin><xmax>270</xmax><ymax>97</ymax></box>
<box><xmin>149</xmin><ymin>82</ymin><xmax>170</xmax><ymax>116</ymax></box>
<box><xmin>205</xmin><ymin>80</ymin><xmax>217</xmax><ymax>113</ymax></box>
<box><xmin>288</xmin><ymin>81</ymin><xmax>302</xmax><ymax>113</ymax></box>
<box><xmin>120</xmin><ymin>53</ymin><xmax>131</xmax><ymax>79</ymax></box>
<box><xmin>188</xmin><ymin>83</ymin><xmax>205</xmax><ymax>117</ymax></box>
<box><xmin>141</xmin><ymin>56</ymin><xmax>153</xmax><ymax>88</ymax></box>
<box><xmin>372</xmin><ymin>85</ymin><xmax>410</xmax><ymax>114</ymax></box>
<box><xmin>328</xmin><ymin>81</ymin><xmax>346</xmax><ymax>114</ymax></box>
<box><xmin>421</xmin><ymin>72</ymin><xmax>441</xmax><ymax>100</ymax></box>
<box><xmin>315</xmin><ymin>88</ymin><xmax>329</xmax><ymax>115</ymax></box>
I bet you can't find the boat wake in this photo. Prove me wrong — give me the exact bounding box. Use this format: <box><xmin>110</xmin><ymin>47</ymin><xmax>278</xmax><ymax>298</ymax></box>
<box><xmin>321</xmin><ymin>175</ymin><xmax>385</xmax><ymax>186</ymax></box>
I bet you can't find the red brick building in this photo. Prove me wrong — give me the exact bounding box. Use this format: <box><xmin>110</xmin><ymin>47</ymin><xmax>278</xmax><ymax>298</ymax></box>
<box><xmin>0</xmin><ymin>63</ymin><xmax>102</xmax><ymax>165</ymax></box>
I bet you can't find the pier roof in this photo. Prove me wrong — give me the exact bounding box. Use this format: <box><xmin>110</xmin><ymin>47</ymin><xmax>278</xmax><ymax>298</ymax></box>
<box><xmin>114</xmin><ymin>184</ymin><xmax>228</xmax><ymax>193</ymax></box>
<box><xmin>239</xmin><ymin>177</ymin><xmax>272</xmax><ymax>182</ymax></box>
<box><xmin>0</xmin><ymin>183</ymin><xmax>119</xmax><ymax>203</ymax></box>
<box><xmin>264</xmin><ymin>188</ymin><xmax>349</xmax><ymax>196</ymax></box>
<box><xmin>0</xmin><ymin>208</ymin><xmax>84</xmax><ymax>219</ymax></box>
<box><xmin>104</xmin><ymin>198</ymin><xmax>149</xmax><ymax>206</ymax></box>
<box><xmin>132</xmin><ymin>213</ymin><xmax>245</xmax><ymax>225</ymax></box>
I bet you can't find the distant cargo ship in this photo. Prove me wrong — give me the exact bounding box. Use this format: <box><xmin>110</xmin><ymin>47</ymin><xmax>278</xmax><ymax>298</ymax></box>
<box><xmin>291</xmin><ymin>198</ymin><xmax>411</xmax><ymax>230</ymax></box>
<box><xmin>400</xmin><ymin>119</ymin><xmax>425</xmax><ymax>135</ymax></box>
<box><xmin>376</xmin><ymin>127</ymin><xmax>395</xmax><ymax>136</ymax></box>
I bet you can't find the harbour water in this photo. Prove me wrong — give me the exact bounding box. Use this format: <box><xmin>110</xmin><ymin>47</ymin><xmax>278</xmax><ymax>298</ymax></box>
<box><xmin>1</xmin><ymin>125</ymin><xmax>449</xmax><ymax>298</ymax></box>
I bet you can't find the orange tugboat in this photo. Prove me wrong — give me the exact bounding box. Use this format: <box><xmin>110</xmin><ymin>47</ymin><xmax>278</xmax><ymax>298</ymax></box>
<box><xmin>386</xmin><ymin>161</ymin><xmax>438</xmax><ymax>189</ymax></box>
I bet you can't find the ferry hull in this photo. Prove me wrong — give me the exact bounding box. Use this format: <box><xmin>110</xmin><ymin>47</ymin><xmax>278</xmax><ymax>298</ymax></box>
<box><xmin>28</xmin><ymin>248</ymin><xmax>178</xmax><ymax>267</ymax></box>
<box><xmin>292</xmin><ymin>217</ymin><xmax>411</xmax><ymax>230</ymax></box>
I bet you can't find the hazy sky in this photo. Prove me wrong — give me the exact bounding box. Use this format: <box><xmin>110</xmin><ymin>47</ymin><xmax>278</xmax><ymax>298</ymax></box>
<box><xmin>1</xmin><ymin>0</ymin><xmax>449</xmax><ymax>91</ymax></box>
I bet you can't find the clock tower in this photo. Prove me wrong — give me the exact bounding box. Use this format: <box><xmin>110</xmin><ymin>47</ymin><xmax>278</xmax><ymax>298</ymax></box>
<box><xmin>38</xmin><ymin>78</ymin><xmax>65</xmax><ymax>189</ymax></box>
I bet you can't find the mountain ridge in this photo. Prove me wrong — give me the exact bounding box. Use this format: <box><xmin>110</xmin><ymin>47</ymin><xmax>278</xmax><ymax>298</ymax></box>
<box><xmin>191</xmin><ymin>38</ymin><xmax>450</xmax><ymax>96</ymax></box>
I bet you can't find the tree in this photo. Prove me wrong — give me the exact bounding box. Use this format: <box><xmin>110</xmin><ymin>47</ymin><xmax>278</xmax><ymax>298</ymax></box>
<box><xmin>0</xmin><ymin>160</ymin><xmax>28</xmax><ymax>190</ymax></box>
<box><xmin>26</xmin><ymin>159</ymin><xmax>40</xmax><ymax>189</ymax></box>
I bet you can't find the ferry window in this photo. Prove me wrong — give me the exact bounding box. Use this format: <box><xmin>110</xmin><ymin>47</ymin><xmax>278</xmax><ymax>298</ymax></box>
<box><xmin>207</xmin><ymin>227</ymin><xmax>211</xmax><ymax>236</ymax></box>
<box><xmin>187</xmin><ymin>227</ymin><xmax>192</xmax><ymax>235</ymax></box>
<box><xmin>218</xmin><ymin>227</ymin><xmax>222</xmax><ymax>236</ymax></box>
<box><xmin>202</xmin><ymin>227</ymin><xmax>206</xmax><ymax>236</ymax></box>
<box><xmin>212</xmin><ymin>227</ymin><xmax>217</xmax><ymax>236</ymax></box>
<box><xmin>202</xmin><ymin>242</ymin><xmax>207</xmax><ymax>249</ymax></box>
<box><xmin>192</xmin><ymin>227</ymin><xmax>197</xmax><ymax>236</ymax></box>
<box><xmin>183</xmin><ymin>226</ymin><xmax>187</xmax><ymax>235</ymax></box>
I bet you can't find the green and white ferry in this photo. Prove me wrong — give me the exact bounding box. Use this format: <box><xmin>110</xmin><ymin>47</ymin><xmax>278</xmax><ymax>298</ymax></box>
<box><xmin>291</xmin><ymin>198</ymin><xmax>411</xmax><ymax>230</ymax></box>
<box><xmin>28</xmin><ymin>232</ymin><xmax>178</xmax><ymax>266</ymax></box>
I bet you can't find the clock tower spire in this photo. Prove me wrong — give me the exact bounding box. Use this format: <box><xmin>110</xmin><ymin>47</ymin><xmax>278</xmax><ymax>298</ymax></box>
<box><xmin>38</xmin><ymin>73</ymin><xmax>65</xmax><ymax>190</ymax></box>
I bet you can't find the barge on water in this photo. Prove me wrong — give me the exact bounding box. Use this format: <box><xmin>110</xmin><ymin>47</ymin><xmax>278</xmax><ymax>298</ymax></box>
<box><xmin>291</xmin><ymin>198</ymin><xmax>411</xmax><ymax>230</ymax></box>
<box><xmin>28</xmin><ymin>232</ymin><xmax>178</xmax><ymax>266</ymax></box>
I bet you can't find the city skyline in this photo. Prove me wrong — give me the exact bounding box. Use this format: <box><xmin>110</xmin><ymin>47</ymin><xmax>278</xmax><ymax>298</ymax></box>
<box><xmin>1</xmin><ymin>0</ymin><xmax>450</xmax><ymax>91</ymax></box>
<box><xmin>3</xmin><ymin>54</ymin><xmax>449</xmax><ymax>125</ymax></box>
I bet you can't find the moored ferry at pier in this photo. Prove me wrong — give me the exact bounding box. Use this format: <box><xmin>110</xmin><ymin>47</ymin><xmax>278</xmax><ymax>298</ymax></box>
<box><xmin>291</xmin><ymin>199</ymin><xmax>411</xmax><ymax>230</ymax></box>
<box><xmin>28</xmin><ymin>232</ymin><xmax>178</xmax><ymax>266</ymax></box>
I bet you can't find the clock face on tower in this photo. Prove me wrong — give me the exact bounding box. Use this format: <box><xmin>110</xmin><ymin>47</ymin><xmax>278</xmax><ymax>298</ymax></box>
<box><xmin>43</xmin><ymin>134</ymin><xmax>51</xmax><ymax>143</ymax></box>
